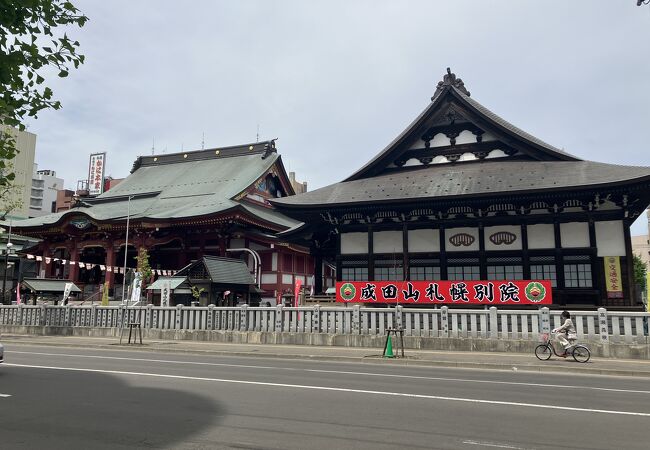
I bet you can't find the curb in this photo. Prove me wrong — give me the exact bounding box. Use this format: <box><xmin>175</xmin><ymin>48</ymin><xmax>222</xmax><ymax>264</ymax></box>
<box><xmin>4</xmin><ymin>338</ymin><xmax>650</xmax><ymax>379</ymax></box>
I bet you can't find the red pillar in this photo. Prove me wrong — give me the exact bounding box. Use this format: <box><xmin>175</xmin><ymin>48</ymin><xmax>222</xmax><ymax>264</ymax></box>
<box><xmin>69</xmin><ymin>246</ymin><xmax>80</xmax><ymax>282</ymax></box>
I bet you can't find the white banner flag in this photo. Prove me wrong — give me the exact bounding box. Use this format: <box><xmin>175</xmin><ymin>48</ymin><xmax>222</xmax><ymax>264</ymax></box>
<box><xmin>130</xmin><ymin>272</ymin><xmax>142</xmax><ymax>303</ymax></box>
<box><xmin>62</xmin><ymin>282</ymin><xmax>73</xmax><ymax>304</ymax></box>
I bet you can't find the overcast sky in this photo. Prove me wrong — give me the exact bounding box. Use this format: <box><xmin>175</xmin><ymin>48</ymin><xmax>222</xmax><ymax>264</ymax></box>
<box><xmin>25</xmin><ymin>0</ymin><xmax>650</xmax><ymax>234</ymax></box>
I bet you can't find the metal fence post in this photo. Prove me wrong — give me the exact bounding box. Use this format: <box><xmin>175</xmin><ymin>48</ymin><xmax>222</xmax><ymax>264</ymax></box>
<box><xmin>489</xmin><ymin>306</ymin><xmax>499</xmax><ymax>339</ymax></box>
<box><xmin>441</xmin><ymin>306</ymin><xmax>449</xmax><ymax>338</ymax></box>
<box><xmin>240</xmin><ymin>304</ymin><xmax>249</xmax><ymax>331</ymax></box>
<box><xmin>275</xmin><ymin>304</ymin><xmax>283</xmax><ymax>332</ymax></box>
<box><xmin>597</xmin><ymin>307</ymin><xmax>610</xmax><ymax>357</ymax></box>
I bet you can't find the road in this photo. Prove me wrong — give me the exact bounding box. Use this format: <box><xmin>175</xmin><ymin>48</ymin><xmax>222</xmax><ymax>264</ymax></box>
<box><xmin>1</xmin><ymin>344</ymin><xmax>649</xmax><ymax>449</ymax></box>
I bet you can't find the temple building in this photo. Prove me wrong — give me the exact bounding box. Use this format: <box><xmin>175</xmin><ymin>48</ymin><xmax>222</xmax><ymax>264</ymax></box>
<box><xmin>10</xmin><ymin>141</ymin><xmax>313</xmax><ymax>305</ymax></box>
<box><xmin>272</xmin><ymin>69</ymin><xmax>650</xmax><ymax>308</ymax></box>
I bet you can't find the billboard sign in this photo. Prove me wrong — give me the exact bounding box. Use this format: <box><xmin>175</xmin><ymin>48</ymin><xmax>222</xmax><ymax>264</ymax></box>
<box><xmin>336</xmin><ymin>280</ymin><xmax>552</xmax><ymax>305</ymax></box>
<box><xmin>88</xmin><ymin>152</ymin><xmax>106</xmax><ymax>196</ymax></box>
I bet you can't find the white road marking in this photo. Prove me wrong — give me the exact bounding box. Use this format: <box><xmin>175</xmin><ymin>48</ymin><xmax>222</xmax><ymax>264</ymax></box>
<box><xmin>8</xmin><ymin>350</ymin><xmax>650</xmax><ymax>396</ymax></box>
<box><xmin>6</xmin><ymin>362</ymin><xmax>650</xmax><ymax>417</ymax></box>
<box><xmin>462</xmin><ymin>440</ymin><xmax>527</xmax><ymax>449</ymax></box>
<box><xmin>0</xmin><ymin>393</ymin><xmax>12</xmax><ymax>398</ymax></box>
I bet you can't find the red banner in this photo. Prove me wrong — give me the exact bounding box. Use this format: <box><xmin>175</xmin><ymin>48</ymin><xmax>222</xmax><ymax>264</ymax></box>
<box><xmin>336</xmin><ymin>280</ymin><xmax>552</xmax><ymax>304</ymax></box>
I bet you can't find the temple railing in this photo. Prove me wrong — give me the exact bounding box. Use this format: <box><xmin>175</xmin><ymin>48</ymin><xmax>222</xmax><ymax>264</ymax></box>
<box><xmin>0</xmin><ymin>304</ymin><xmax>648</xmax><ymax>345</ymax></box>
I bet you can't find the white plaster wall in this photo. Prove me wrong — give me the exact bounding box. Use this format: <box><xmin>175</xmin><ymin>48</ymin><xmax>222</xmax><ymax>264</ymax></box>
<box><xmin>484</xmin><ymin>225</ymin><xmax>522</xmax><ymax>251</ymax></box>
<box><xmin>486</xmin><ymin>149</ymin><xmax>507</xmax><ymax>159</ymax></box>
<box><xmin>459</xmin><ymin>152</ymin><xmax>478</xmax><ymax>161</ymax></box>
<box><xmin>430</xmin><ymin>134</ymin><xmax>451</xmax><ymax>147</ymax></box>
<box><xmin>272</xmin><ymin>253</ymin><xmax>278</xmax><ymax>271</ymax></box>
<box><xmin>282</xmin><ymin>274</ymin><xmax>293</xmax><ymax>284</ymax></box>
<box><xmin>527</xmin><ymin>223</ymin><xmax>555</xmax><ymax>249</ymax></box>
<box><xmin>455</xmin><ymin>130</ymin><xmax>476</xmax><ymax>145</ymax></box>
<box><xmin>261</xmin><ymin>273</ymin><xmax>277</xmax><ymax>284</ymax></box>
<box><xmin>432</xmin><ymin>155</ymin><xmax>448</xmax><ymax>164</ymax></box>
<box><xmin>560</xmin><ymin>222</ymin><xmax>590</xmax><ymax>248</ymax></box>
<box><xmin>481</xmin><ymin>132</ymin><xmax>497</xmax><ymax>142</ymax></box>
<box><xmin>445</xmin><ymin>227</ymin><xmax>479</xmax><ymax>252</ymax></box>
<box><xmin>595</xmin><ymin>220</ymin><xmax>626</xmax><ymax>257</ymax></box>
<box><xmin>403</xmin><ymin>158</ymin><xmax>422</xmax><ymax>167</ymax></box>
<box><xmin>408</xmin><ymin>229</ymin><xmax>440</xmax><ymax>252</ymax></box>
<box><xmin>374</xmin><ymin>230</ymin><xmax>403</xmax><ymax>253</ymax></box>
<box><xmin>341</xmin><ymin>232</ymin><xmax>368</xmax><ymax>254</ymax></box>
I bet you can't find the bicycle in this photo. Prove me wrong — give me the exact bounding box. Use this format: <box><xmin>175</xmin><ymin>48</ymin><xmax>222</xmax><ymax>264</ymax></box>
<box><xmin>534</xmin><ymin>332</ymin><xmax>591</xmax><ymax>363</ymax></box>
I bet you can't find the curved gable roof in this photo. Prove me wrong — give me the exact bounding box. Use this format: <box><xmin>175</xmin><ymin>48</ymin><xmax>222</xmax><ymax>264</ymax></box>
<box><xmin>345</xmin><ymin>69</ymin><xmax>579</xmax><ymax>182</ymax></box>
<box><xmin>13</xmin><ymin>141</ymin><xmax>300</xmax><ymax>231</ymax></box>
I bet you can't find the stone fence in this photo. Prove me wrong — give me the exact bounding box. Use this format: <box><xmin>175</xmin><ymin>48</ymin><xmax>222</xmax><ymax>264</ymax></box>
<box><xmin>1</xmin><ymin>304</ymin><xmax>648</xmax><ymax>346</ymax></box>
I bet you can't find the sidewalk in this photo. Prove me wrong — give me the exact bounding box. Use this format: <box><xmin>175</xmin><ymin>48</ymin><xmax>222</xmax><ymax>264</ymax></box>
<box><xmin>3</xmin><ymin>333</ymin><xmax>650</xmax><ymax>378</ymax></box>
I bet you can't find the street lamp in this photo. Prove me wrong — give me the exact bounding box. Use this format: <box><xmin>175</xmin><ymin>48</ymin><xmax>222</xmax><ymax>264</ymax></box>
<box><xmin>2</xmin><ymin>242</ymin><xmax>14</xmax><ymax>305</ymax></box>
<box><xmin>121</xmin><ymin>195</ymin><xmax>133</xmax><ymax>303</ymax></box>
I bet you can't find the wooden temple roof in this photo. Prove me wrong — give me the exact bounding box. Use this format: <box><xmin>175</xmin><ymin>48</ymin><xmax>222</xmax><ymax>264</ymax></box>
<box><xmin>12</xmin><ymin>141</ymin><xmax>300</xmax><ymax>232</ymax></box>
<box><xmin>272</xmin><ymin>161</ymin><xmax>650</xmax><ymax>210</ymax></box>
<box><xmin>272</xmin><ymin>69</ymin><xmax>650</xmax><ymax>212</ymax></box>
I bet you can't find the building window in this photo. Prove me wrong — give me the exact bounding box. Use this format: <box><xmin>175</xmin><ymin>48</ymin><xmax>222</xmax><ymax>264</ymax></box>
<box><xmin>564</xmin><ymin>264</ymin><xmax>592</xmax><ymax>288</ymax></box>
<box><xmin>375</xmin><ymin>267</ymin><xmax>403</xmax><ymax>281</ymax></box>
<box><xmin>530</xmin><ymin>264</ymin><xmax>557</xmax><ymax>287</ymax></box>
<box><xmin>410</xmin><ymin>266</ymin><xmax>441</xmax><ymax>281</ymax></box>
<box><xmin>487</xmin><ymin>265</ymin><xmax>523</xmax><ymax>281</ymax></box>
<box><xmin>448</xmin><ymin>266</ymin><xmax>480</xmax><ymax>281</ymax></box>
<box><xmin>342</xmin><ymin>267</ymin><xmax>368</xmax><ymax>281</ymax></box>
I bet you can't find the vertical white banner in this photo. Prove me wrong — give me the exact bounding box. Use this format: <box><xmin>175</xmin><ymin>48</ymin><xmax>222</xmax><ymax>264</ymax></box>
<box><xmin>62</xmin><ymin>282</ymin><xmax>73</xmax><ymax>304</ymax></box>
<box><xmin>88</xmin><ymin>152</ymin><xmax>106</xmax><ymax>196</ymax></box>
<box><xmin>130</xmin><ymin>272</ymin><xmax>142</xmax><ymax>303</ymax></box>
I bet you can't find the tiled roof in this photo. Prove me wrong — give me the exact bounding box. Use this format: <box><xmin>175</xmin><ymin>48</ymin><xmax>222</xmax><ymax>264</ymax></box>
<box><xmin>12</xmin><ymin>142</ymin><xmax>300</xmax><ymax>231</ymax></box>
<box><xmin>273</xmin><ymin>160</ymin><xmax>650</xmax><ymax>208</ymax></box>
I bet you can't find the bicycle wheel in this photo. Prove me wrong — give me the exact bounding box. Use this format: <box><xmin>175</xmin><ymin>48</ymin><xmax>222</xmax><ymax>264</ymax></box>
<box><xmin>572</xmin><ymin>345</ymin><xmax>591</xmax><ymax>363</ymax></box>
<box><xmin>535</xmin><ymin>344</ymin><xmax>552</xmax><ymax>360</ymax></box>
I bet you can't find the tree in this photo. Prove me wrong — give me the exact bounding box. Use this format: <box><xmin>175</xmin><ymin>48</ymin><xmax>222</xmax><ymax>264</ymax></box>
<box><xmin>1</xmin><ymin>0</ymin><xmax>88</xmax><ymax>189</ymax></box>
<box><xmin>0</xmin><ymin>159</ymin><xmax>23</xmax><ymax>219</ymax></box>
<box><xmin>633</xmin><ymin>254</ymin><xmax>647</xmax><ymax>292</ymax></box>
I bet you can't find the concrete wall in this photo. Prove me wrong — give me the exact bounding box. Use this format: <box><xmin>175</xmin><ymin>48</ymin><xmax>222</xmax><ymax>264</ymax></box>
<box><xmin>2</xmin><ymin>324</ymin><xmax>648</xmax><ymax>359</ymax></box>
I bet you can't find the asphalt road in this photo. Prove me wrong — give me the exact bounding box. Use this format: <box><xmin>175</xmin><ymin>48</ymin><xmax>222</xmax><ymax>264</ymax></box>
<box><xmin>1</xmin><ymin>344</ymin><xmax>650</xmax><ymax>450</ymax></box>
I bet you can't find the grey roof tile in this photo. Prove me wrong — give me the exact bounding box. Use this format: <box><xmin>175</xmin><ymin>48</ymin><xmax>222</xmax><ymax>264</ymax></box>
<box><xmin>273</xmin><ymin>160</ymin><xmax>650</xmax><ymax>208</ymax></box>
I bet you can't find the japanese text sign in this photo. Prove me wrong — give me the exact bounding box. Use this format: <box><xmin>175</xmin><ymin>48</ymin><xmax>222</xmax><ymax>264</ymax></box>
<box><xmin>88</xmin><ymin>152</ymin><xmax>106</xmax><ymax>196</ymax></box>
<box><xmin>336</xmin><ymin>280</ymin><xmax>552</xmax><ymax>304</ymax></box>
<box><xmin>604</xmin><ymin>256</ymin><xmax>623</xmax><ymax>299</ymax></box>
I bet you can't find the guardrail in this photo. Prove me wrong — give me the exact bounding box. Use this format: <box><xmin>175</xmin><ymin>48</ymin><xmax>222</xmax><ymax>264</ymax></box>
<box><xmin>0</xmin><ymin>304</ymin><xmax>648</xmax><ymax>345</ymax></box>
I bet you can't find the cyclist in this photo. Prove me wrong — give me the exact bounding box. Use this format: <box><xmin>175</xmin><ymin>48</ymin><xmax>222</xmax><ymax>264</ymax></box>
<box><xmin>552</xmin><ymin>310</ymin><xmax>576</xmax><ymax>357</ymax></box>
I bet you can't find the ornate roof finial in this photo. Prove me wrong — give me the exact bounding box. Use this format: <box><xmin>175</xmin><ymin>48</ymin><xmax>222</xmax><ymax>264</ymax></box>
<box><xmin>433</xmin><ymin>67</ymin><xmax>470</xmax><ymax>99</ymax></box>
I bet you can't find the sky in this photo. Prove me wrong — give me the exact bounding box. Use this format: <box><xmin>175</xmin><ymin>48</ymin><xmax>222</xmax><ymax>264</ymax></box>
<box><xmin>24</xmin><ymin>0</ymin><xmax>650</xmax><ymax>234</ymax></box>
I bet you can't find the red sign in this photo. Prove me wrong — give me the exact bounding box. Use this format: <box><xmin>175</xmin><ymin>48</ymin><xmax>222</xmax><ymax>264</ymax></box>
<box><xmin>336</xmin><ymin>280</ymin><xmax>552</xmax><ymax>304</ymax></box>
